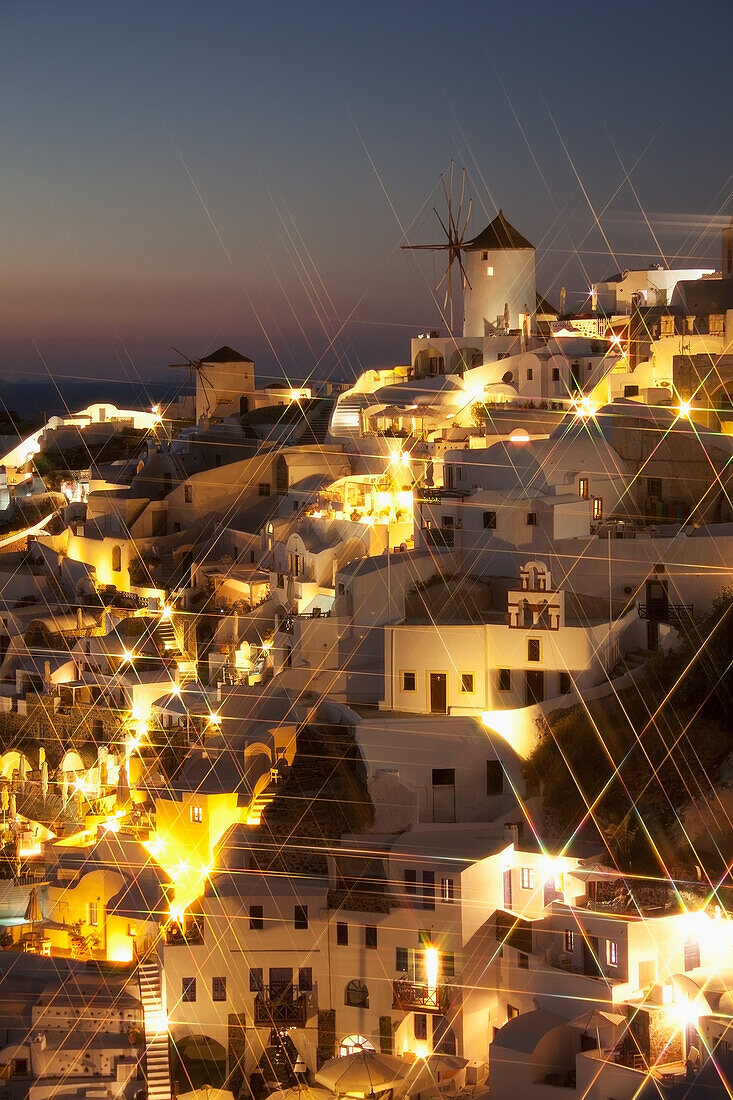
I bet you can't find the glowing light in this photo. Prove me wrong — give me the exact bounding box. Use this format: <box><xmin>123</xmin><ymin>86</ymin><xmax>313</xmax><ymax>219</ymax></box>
<box><xmin>400</xmin><ymin>451</ymin><xmax>411</xmax><ymax>468</ymax></box>
<box><xmin>574</xmin><ymin>396</ymin><xmax>597</xmax><ymax>419</ymax></box>
<box><xmin>413</xmin><ymin>1044</ymin><xmax>429</xmax><ymax>1060</ymax></box>
<box><xmin>161</xmin><ymin>605</ymin><xmax>173</xmax><ymax>620</ymax></box>
<box><xmin>424</xmin><ymin>945</ymin><xmax>439</xmax><ymax>995</ymax></box>
<box><xmin>678</xmin><ymin>400</ymin><xmax>692</xmax><ymax>419</ymax></box>
<box><xmin>170</xmin><ymin>683</ymin><xmax>181</xmax><ymax>696</ymax></box>
<box><xmin>120</xmin><ymin>648</ymin><xmax>135</xmax><ymax>665</ymax></box>
<box><xmin>207</xmin><ymin>711</ymin><xmax>221</xmax><ymax>726</ymax></box>
<box><xmin>671</xmin><ymin>995</ymin><xmax>703</xmax><ymax>1028</ymax></box>
<box><xmin>103</xmin><ymin>816</ymin><xmax>121</xmax><ymax>833</ymax></box>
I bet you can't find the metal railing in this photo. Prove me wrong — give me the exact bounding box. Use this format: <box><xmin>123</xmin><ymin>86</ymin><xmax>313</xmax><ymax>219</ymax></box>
<box><xmin>392</xmin><ymin>979</ymin><xmax>448</xmax><ymax>1013</ymax></box>
<box><xmin>253</xmin><ymin>986</ymin><xmax>310</xmax><ymax>1027</ymax></box>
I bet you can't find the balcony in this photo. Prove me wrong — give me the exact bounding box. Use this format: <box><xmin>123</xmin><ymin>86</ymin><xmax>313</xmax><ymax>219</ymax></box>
<box><xmin>253</xmin><ymin>986</ymin><xmax>310</xmax><ymax>1028</ymax></box>
<box><xmin>392</xmin><ymin>979</ymin><xmax>448</xmax><ymax>1013</ymax></box>
<box><xmin>637</xmin><ymin>603</ymin><xmax>693</xmax><ymax>625</ymax></box>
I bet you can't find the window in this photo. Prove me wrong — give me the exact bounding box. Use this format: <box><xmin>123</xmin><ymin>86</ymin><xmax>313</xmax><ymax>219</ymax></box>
<box><xmin>441</xmin><ymin>514</ymin><xmax>454</xmax><ymax>527</ymax></box>
<box><xmin>579</xmin><ymin>477</ymin><xmax>589</xmax><ymax>500</ymax></box>
<box><xmin>481</xmin><ymin>251</ymin><xmax>489</xmax><ymax>262</ymax></box>
<box><xmin>212</xmin><ymin>976</ymin><xmax>227</xmax><ymax>1002</ymax></box>
<box><xmin>518</xmin><ymin>951</ymin><xmax>529</xmax><ymax>970</ymax></box>
<box><xmin>396</xmin><ymin>946</ymin><xmax>408</xmax><ymax>972</ymax></box>
<box><xmin>441</xmin><ymin>877</ymin><xmax>455</xmax><ymax>903</ymax></box>
<box><xmin>432</xmin><ymin>768</ymin><xmax>455</xmax><ymax>786</ymax></box>
<box><xmin>486</xmin><ymin>265</ymin><xmax>494</xmax><ymax>277</ymax></box>
<box><xmin>184</xmin><ymin>484</ymin><xmax>192</xmax><ymax>503</ymax></box>
<box><xmin>483</xmin><ymin>510</ymin><xmax>496</xmax><ymax>530</ymax></box>
<box><xmin>526</xmin><ymin>512</ymin><xmax>538</xmax><ymax>526</ymax></box>
<box><xmin>249</xmin><ymin>905</ymin><xmax>264</xmax><ymax>931</ymax></box>
<box><xmin>404</xmin><ymin>870</ymin><xmax>417</xmax><ymax>896</ymax></box>
<box><xmin>182</xmin><ymin>977</ymin><xmax>196</xmax><ymax>1002</ymax></box>
<box><xmin>249</xmin><ymin>968</ymin><xmax>263</xmax><ymax>992</ymax></box>
<box><xmin>684</xmin><ymin>937</ymin><xmax>700</xmax><ymax>971</ymax></box>
<box><xmin>606</xmin><ymin>940</ymin><xmax>618</xmax><ymax>966</ymax></box>
<box><xmin>552</xmin><ymin>367</ymin><xmax>560</xmax><ymax>382</ymax></box>
<box><xmin>345</xmin><ymin>980</ymin><xmax>369</xmax><ymax>1007</ymax></box>
<box><xmin>294</xmin><ymin>905</ymin><xmax>308</xmax><ymax>930</ymax></box>
<box><xmin>365</xmin><ymin>925</ymin><xmax>378</xmax><ymax>949</ymax></box>
<box><xmin>87</xmin><ymin>901</ymin><xmax>98</xmax><ymax>926</ymax></box>
<box><xmin>559</xmin><ymin>671</ymin><xmax>572</xmax><ymax>695</ymax></box>
<box><xmin>624</xmin><ymin>384</ymin><xmax>639</xmax><ymax>398</ymax></box>
<box><xmin>298</xmin><ymin>967</ymin><xmax>313</xmax><ymax>992</ymax></box>
<box><xmin>258</xmin><ymin>482</ymin><xmax>270</xmax><ymax>496</ymax></box>
<box><xmin>215</xmin><ymin>454</ymin><xmax>222</xmax><ymax>468</ymax></box>
<box><xmin>336</xmin><ymin>922</ymin><xmax>349</xmax><ymax>946</ymax></box>
<box><xmin>526</xmin><ymin>369</ymin><xmax>533</xmax><ymax>381</ymax></box>
<box><xmin>648</xmin><ymin>477</ymin><xmax>662</xmax><ymax>500</ymax></box>
<box><xmin>507</xmin><ymin>1005</ymin><xmax>519</xmax><ymax>1021</ymax></box>
<box><xmin>112</xmin><ymin>546</ymin><xmax>121</xmax><ymax>572</ymax></box>
<box><xmin>190</xmin><ymin>805</ymin><xmax>203</xmax><ymax>824</ymax></box>
<box><xmin>443</xmin><ymin>952</ymin><xmax>455</xmax><ymax>977</ymax></box>
<box><xmin>564</xmin><ymin>930</ymin><xmax>575</xmax><ymax>953</ymax></box>
<box><xmin>527</xmin><ymin>638</ymin><xmax>541</xmax><ymax>662</ymax></box>
<box><xmin>486</xmin><ymin>760</ymin><xmax>504</xmax><ymax>795</ymax></box>
<box><xmin>592</xmin><ymin>497</ymin><xmax>603</xmax><ymax>521</ymax></box>
<box><xmin>401</xmin><ymin>671</ymin><xmax>416</xmax><ymax>692</ymax></box>
<box><xmin>422</xmin><ymin>871</ymin><xmax>435</xmax><ymax>911</ymax></box>
<box><xmin>414</xmin><ymin>1014</ymin><xmax>428</xmax><ymax>1041</ymax></box>
<box><xmin>520</xmin><ymin>868</ymin><xmax>535</xmax><ymax>890</ymax></box>
<box><xmin>460</xmin><ymin>673</ymin><xmax>475</xmax><ymax>694</ymax></box>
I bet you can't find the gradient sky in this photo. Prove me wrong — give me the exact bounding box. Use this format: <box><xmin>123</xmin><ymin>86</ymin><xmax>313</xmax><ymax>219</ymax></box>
<box><xmin>1</xmin><ymin>0</ymin><xmax>731</xmax><ymax>387</ymax></box>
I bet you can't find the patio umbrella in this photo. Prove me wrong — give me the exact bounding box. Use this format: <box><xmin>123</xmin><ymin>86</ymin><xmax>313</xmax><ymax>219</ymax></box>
<box><xmin>178</xmin><ymin>1089</ymin><xmax>233</xmax><ymax>1100</ymax></box>
<box><xmin>316</xmin><ymin>1051</ymin><xmax>410</xmax><ymax>1096</ymax></box>
<box><xmin>267</xmin><ymin>1087</ymin><xmax>333</xmax><ymax>1100</ymax></box>
<box><xmin>24</xmin><ymin>888</ymin><xmax>41</xmax><ymax>924</ymax></box>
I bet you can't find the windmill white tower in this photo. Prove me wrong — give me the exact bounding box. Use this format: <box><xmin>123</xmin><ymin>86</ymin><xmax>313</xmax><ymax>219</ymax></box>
<box><xmin>462</xmin><ymin>211</ymin><xmax>536</xmax><ymax>339</ymax></box>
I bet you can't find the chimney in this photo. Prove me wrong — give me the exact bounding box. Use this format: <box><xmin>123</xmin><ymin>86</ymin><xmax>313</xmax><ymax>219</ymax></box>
<box><xmin>504</xmin><ymin>820</ymin><xmax>524</xmax><ymax>847</ymax></box>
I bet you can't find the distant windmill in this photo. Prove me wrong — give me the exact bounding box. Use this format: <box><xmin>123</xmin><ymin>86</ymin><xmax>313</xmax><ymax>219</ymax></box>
<box><xmin>169</xmin><ymin>347</ymin><xmax>216</xmax><ymax>420</ymax></box>
<box><xmin>401</xmin><ymin>161</ymin><xmax>473</xmax><ymax>333</ymax></box>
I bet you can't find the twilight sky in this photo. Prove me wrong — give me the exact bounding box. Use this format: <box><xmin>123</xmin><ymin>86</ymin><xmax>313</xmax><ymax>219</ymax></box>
<box><xmin>1</xmin><ymin>0</ymin><xmax>731</xmax><ymax>388</ymax></box>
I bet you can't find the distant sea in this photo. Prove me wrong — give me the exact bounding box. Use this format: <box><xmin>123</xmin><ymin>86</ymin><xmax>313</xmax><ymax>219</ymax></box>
<box><xmin>0</xmin><ymin>375</ymin><xmax>192</xmax><ymax>423</ymax></box>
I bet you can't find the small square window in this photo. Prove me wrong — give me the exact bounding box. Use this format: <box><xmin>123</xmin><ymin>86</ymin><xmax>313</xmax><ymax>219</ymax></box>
<box><xmin>294</xmin><ymin>905</ymin><xmax>308</xmax><ymax>930</ymax></box>
<box><xmin>258</xmin><ymin>483</ymin><xmax>270</xmax><ymax>497</ymax></box>
<box><xmin>483</xmin><ymin>510</ymin><xmax>496</xmax><ymax>530</ymax></box>
<box><xmin>564</xmin><ymin>930</ymin><xmax>575</xmax><ymax>953</ymax></box>
<box><xmin>460</xmin><ymin>673</ymin><xmax>475</xmax><ymax>694</ymax></box>
<box><xmin>498</xmin><ymin>668</ymin><xmax>511</xmax><ymax>692</ymax></box>
<box><xmin>249</xmin><ymin>968</ymin><xmax>263</xmax><ymax>992</ymax></box>
<box><xmin>190</xmin><ymin>805</ymin><xmax>203</xmax><ymax>824</ymax></box>
<box><xmin>527</xmin><ymin>638</ymin><xmax>541</xmax><ymax>663</ymax></box>
<box><xmin>249</xmin><ymin>905</ymin><xmax>263</xmax><ymax>931</ymax></box>
<box><xmin>365</xmin><ymin>925</ymin><xmax>377</xmax><ymax>949</ymax></box>
<box><xmin>606</xmin><ymin>940</ymin><xmax>618</xmax><ymax>966</ymax></box>
<box><xmin>212</xmin><ymin>976</ymin><xmax>226</xmax><ymax>1002</ymax></box>
<box><xmin>527</xmin><ymin>512</ymin><xmax>538</xmax><ymax>526</ymax></box>
<box><xmin>441</xmin><ymin>877</ymin><xmax>455</xmax><ymax>903</ymax></box>
<box><xmin>520</xmin><ymin>868</ymin><xmax>535</xmax><ymax>890</ymax></box>
<box><xmin>401</xmin><ymin>671</ymin><xmax>416</xmax><ymax>692</ymax></box>
<box><xmin>336</xmin><ymin>922</ymin><xmax>349</xmax><ymax>946</ymax></box>
<box><xmin>182</xmin><ymin>977</ymin><xmax>196</xmax><ymax>1002</ymax></box>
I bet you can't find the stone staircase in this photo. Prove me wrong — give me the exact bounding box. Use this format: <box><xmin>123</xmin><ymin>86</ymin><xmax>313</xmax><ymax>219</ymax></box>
<box><xmin>138</xmin><ymin>948</ymin><xmax>171</xmax><ymax>1100</ymax></box>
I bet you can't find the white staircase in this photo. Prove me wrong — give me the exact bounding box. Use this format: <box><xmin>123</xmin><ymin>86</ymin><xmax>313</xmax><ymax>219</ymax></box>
<box><xmin>138</xmin><ymin>947</ymin><xmax>171</xmax><ymax>1100</ymax></box>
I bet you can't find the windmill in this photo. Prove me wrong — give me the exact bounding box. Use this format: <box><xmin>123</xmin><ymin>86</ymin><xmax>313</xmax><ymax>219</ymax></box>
<box><xmin>401</xmin><ymin>161</ymin><xmax>473</xmax><ymax>333</ymax></box>
<box><xmin>169</xmin><ymin>347</ymin><xmax>216</xmax><ymax>421</ymax></box>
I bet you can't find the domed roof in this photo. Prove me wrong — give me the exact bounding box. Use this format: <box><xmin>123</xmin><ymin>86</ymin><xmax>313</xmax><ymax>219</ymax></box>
<box><xmin>466</xmin><ymin>210</ymin><xmax>533</xmax><ymax>252</ymax></box>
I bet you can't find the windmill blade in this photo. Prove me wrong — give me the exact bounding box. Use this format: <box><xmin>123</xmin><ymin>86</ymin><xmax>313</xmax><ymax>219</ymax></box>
<box><xmin>457</xmin><ymin>168</ymin><xmax>466</xmax><ymax>233</ymax></box>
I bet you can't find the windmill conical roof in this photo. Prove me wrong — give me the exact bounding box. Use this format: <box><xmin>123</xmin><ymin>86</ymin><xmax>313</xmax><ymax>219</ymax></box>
<box><xmin>467</xmin><ymin>210</ymin><xmax>533</xmax><ymax>251</ymax></box>
<box><xmin>202</xmin><ymin>345</ymin><xmax>253</xmax><ymax>363</ymax></box>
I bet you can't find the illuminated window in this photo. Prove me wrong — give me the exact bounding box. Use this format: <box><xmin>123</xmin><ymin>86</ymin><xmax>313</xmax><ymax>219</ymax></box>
<box><xmin>592</xmin><ymin>497</ymin><xmax>603</xmax><ymax>521</ymax></box>
<box><xmin>507</xmin><ymin>1005</ymin><xmax>519</xmax><ymax>1020</ymax></box>
<box><xmin>460</xmin><ymin>673</ymin><xmax>475</xmax><ymax>693</ymax></box>
<box><xmin>212</xmin><ymin>976</ymin><xmax>226</xmax><ymax>1002</ymax></box>
<box><xmin>564</xmin><ymin>930</ymin><xmax>575</xmax><ymax>952</ymax></box>
<box><xmin>527</xmin><ymin>638</ymin><xmax>541</xmax><ymax>662</ymax></box>
<box><xmin>579</xmin><ymin>477</ymin><xmax>589</xmax><ymax>500</ymax></box>
<box><xmin>520</xmin><ymin>868</ymin><xmax>535</xmax><ymax>890</ymax></box>
<box><xmin>182</xmin><ymin>977</ymin><xmax>196</xmax><ymax>1002</ymax></box>
<box><xmin>441</xmin><ymin>877</ymin><xmax>455</xmax><ymax>903</ymax></box>
<box><xmin>112</xmin><ymin>546</ymin><xmax>121</xmax><ymax>572</ymax></box>
<box><xmin>486</xmin><ymin>265</ymin><xmax>494</xmax><ymax>277</ymax></box>
<box><xmin>401</xmin><ymin>671</ymin><xmax>416</xmax><ymax>692</ymax></box>
<box><xmin>87</xmin><ymin>901</ymin><xmax>98</xmax><ymax>926</ymax></box>
<box><xmin>190</xmin><ymin>805</ymin><xmax>203</xmax><ymax>824</ymax></box>
<box><xmin>414</xmin><ymin>1014</ymin><xmax>428</xmax><ymax>1040</ymax></box>
<box><xmin>684</xmin><ymin>937</ymin><xmax>700</xmax><ymax>971</ymax></box>
<box><xmin>498</xmin><ymin>668</ymin><xmax>511</xmax><ymax>692</ymax></box>
<box><xmin>606</xmin><ymin>940</ymin><xmax>618</xmax><ymax>966</ymax></box>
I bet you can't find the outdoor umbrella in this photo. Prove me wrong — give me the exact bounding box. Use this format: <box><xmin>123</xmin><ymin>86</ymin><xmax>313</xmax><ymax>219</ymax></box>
<box><xmin>316</xmin><ymin>1051</ymin><xmax>409</xmax><ymax>1096</ymax></box>
<box><xmin>24</xmin><ymin>888</ymin><xmax>41</xmax><ymax>925</ymax></box>
<box><xmin>177</xmin><ymin>1089</ymin><xmax>234</xmax><ymax>1100</ymax></box>
<box><xmin>267</xmin><ymin>1087</ymin><xmax>333</xmax><ymax>1100</ymax></box>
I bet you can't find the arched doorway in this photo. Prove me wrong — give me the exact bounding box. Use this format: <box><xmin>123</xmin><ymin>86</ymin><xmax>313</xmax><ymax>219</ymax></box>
<box><xmin>171</xmin><ymin>1034</ymin><xmax>227</xmax><ymax>1092</ymax></box>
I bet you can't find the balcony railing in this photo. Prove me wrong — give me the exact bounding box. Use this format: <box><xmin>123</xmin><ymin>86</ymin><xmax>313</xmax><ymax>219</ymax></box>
<box><xmin>392</xmin><ymin>979</ymin><xmax>448</xmax><ymax>1013</ymax></box>
<box><xmin>637</xmin><ymin>603</ymin><xmax>693</xmax><ymax>624</ymax></box>
<box><xmin>253</xmin><ymin>986</ymin><xmax>310</xmax><ymax>1028</ymax></box>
